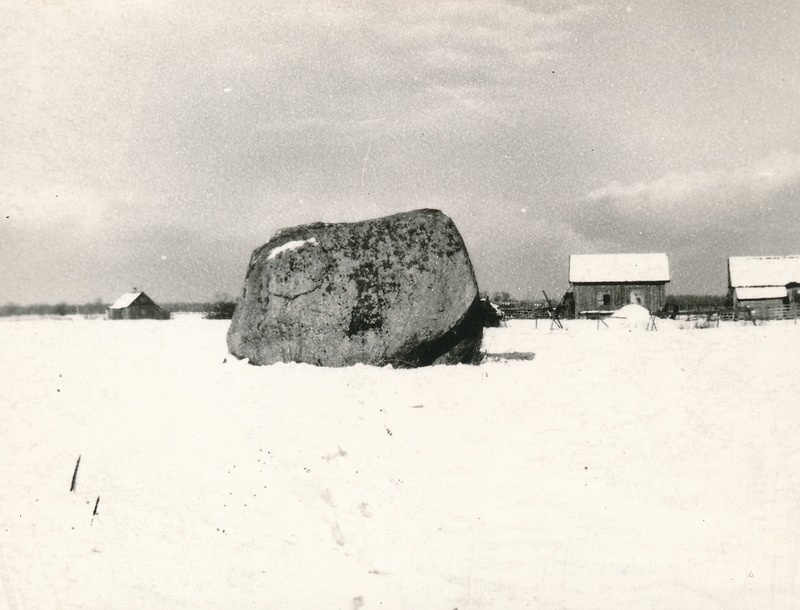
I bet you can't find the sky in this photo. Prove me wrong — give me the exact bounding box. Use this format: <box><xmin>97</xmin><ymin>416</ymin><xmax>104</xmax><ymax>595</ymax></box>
<box><xmin>2</xmin><ymin>1</ymin><xmax>799</xmax><ymax>304</ymax></box>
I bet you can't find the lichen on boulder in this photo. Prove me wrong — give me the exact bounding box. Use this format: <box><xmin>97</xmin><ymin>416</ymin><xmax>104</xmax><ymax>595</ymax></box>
<box><xmin>227</xmin><ymin>209</ymin><xmax>483</xmax><ymax>367</ymax></box>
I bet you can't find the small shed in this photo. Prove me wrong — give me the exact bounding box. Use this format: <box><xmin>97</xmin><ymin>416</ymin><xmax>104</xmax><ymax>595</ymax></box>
<box><xmin>569</xmin><ymin>253</ymin><xmax>670</xmax><ymax>314</ymax></box>
<box><xmin>728</xmin><ymin>255</ymin><xmax>800</xmax><ymax>309</ymax></box>
<box><xmin>107</xmin><ymin>291</ymin><xmax>171</xmax><ymax>320</ymax></box>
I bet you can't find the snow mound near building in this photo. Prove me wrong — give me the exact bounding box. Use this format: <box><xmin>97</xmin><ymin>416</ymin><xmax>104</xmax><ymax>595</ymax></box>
<box><xmin>608</xmin><ymin>303</ymin><xmax>652</xmax><ymax>329</ymax></box>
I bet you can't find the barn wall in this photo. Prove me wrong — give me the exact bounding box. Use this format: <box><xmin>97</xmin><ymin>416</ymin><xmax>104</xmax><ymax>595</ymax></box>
<box><xmin>736</xmin><ymin>298</ymin><xmax>786</xmax><ymax>310</ymax></box>
<box><xmin>108</xmin><ymin>305</ymin><xmax>170</xmax><ymax>320</ymax></box>
<box><xmin>129</xmin><ymin>305</ymin><xmax>170</xmax><ymax>320</ymax></box>
<box><xmin>574</xmin><ymin>283</ymin><xmax>666</xmax><ymax>313</ymax></box>
<box><xmin>731</xmin><ymin>285</ymin><xmax>799</xmax><ymax>308</ymax></box>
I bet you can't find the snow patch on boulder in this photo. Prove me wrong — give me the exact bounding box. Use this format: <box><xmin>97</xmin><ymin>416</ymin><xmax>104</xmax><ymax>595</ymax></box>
<box><xmin>267</xmin><ymin>237</ymin><xmax>318</xmax><ymax>260</ymax></box>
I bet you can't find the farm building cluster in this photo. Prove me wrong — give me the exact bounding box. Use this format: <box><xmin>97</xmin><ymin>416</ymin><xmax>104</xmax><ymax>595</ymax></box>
<box><xmin>499</xmin><ymin>252</ymin><xmax>800</xmax><ymax>322</ymax></box>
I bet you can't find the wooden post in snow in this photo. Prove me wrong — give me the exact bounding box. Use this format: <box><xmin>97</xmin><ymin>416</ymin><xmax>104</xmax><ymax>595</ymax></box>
<box><xmin>70</xmin><ymin>455</ymin><xmax>81</xmax><ymax>492</ymax></box>
<box><xmin>91</xmin><ymin>496</ymin><xmax>100</xmax><ymax>526</ymax></box>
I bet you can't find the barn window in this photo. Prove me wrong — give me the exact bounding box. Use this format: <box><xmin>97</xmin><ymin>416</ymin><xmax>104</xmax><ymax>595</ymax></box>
<box><xmin>596</xmin><ymin>292</ymin><xmax>611</xmax><ymax>306</ymax></box>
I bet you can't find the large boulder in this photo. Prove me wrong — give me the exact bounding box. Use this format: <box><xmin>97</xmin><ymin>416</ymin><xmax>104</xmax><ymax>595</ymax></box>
<box><xmin>227</xmin><ymin>209</ymin><xmax>483</xmax><ymax>367</ymax></box>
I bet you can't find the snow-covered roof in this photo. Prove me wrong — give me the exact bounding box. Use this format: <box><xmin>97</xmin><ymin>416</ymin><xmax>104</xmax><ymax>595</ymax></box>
<box><xmin>728</xmin><ymin>255</ymin><xmax>800</xmax><ymax>288</ymax></box>
<box><xmin>569</xmin><ymin>253</ymin><xmax>670</xmax><ymax>283</ymax></box>
<box><xmin>109</xmin><ymin>292</ymin><xmax>143</xmax><ymax>309</ymax></box>
<box><xmin>734</xmin><ymin>286</ymin><xmax>788</xmax><ymax>301</ymax></box>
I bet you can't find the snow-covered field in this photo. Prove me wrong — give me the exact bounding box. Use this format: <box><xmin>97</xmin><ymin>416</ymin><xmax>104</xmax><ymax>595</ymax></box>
<box><xmin>1</xmin><ymin>315</ymin><xmax>799</xmax><ymax>609</ymax></box>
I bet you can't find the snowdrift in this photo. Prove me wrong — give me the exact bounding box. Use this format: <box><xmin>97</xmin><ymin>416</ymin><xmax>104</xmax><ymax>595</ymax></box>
<box><xmin>606</xmin><ymin>303</ymin><xmax>653</xmax><ymax>330</ymax></box>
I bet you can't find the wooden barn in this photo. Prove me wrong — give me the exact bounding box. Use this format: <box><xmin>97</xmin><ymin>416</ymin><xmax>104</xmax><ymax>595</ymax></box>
<box><xmin>728</xmin><ymin>255</ymin><xmax>800</xmax><ymax>310</ymax></box>
<box><xmin>107</xmin><ymin>291</ymin><xmax>171</xmax><ymax>320</ymax></box>
<box><xmin>569</xmin><ymin>253</ymin><xmax>670</xmax><ymax>315</ymax></box>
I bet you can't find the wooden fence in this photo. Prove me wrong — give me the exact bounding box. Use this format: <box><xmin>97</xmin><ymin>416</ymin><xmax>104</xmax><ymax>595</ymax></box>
<box><xmin>494</xmin><ymin>301</ymin><xmax>550</xmax><ymax>320</ymax></box>
<box><xmin>695</xmin><ymin>305</ymin><xmax>797</xmax><ymax>325</ymax></box>
<box><xmin>493</xmin><ymin>301</ymin><xmax>797</xmax><ymax>325</ymax></box>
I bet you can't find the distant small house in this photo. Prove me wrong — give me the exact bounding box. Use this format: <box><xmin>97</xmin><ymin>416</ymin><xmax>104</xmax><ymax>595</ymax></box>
<box><xmin>728</xmin><ymin>255</ymin><xmax>800</xmax><ymax>310</ymax></box>
<box><xmin>107</xmin><ymin>291</ymin><xmax>171</xmax><ymax>320</ymax></box>
<box><xmin>569</xmin><ymin>253</ymin><xmax>670</xmax><ymax>314</ymax></box>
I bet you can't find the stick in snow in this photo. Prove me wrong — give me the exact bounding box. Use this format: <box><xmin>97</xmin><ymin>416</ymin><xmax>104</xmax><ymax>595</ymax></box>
<box><xmin>91</xmin><ymin>496</ymin><xmax>100</xmax><ymax>526</ymax></box>
<box><xmin>70</xmin><ymin>455</ymin><xmax>81</xmax><ymax>492</ymax></box>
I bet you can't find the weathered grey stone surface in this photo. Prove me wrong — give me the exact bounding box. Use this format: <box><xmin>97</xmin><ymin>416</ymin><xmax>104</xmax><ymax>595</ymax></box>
<box><xmin>227</xmin><ymin>209</ymin><xmax>483</xmax><ymax>367</ymax></box>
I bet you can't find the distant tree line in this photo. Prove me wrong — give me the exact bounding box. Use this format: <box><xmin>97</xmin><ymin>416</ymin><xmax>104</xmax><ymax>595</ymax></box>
<box><xmin>0</xmin><ymin>300</ymin><xmax>108</xmax><ymax>317</ymax></box>
<box><xmin>0</xmin><ymin>295</ymin><xmax>240</xmax><ymax>318</ymax></box>
<box><xmin>664</xmin><ymin>294</ymin><xmax>729</xmax><ymax>310</ymax></box>
<box><xmin>203</xmin><ymin>295</ymin><xmax>238</xmax><ymax>319</ymax></box>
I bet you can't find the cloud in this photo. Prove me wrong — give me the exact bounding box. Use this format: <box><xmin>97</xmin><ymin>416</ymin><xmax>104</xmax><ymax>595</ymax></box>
<box><xmin>586</xmin><ymin>150</ymin><xmax>800</xmax><ymax>203</ymax></box>
<box><xmin>2</xmin><ymin>1</ymin><xmax>603</xmax><ymax>234</ymax></box>
<box><xmin>135</xmin><ymin>1</ymin><xmax>600</xmax><ymax>136</ymax></box>
<box><xmin>576</xmin><ymin>150</ymin><xmax>800</xmax><ymax>245</ymax></box>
